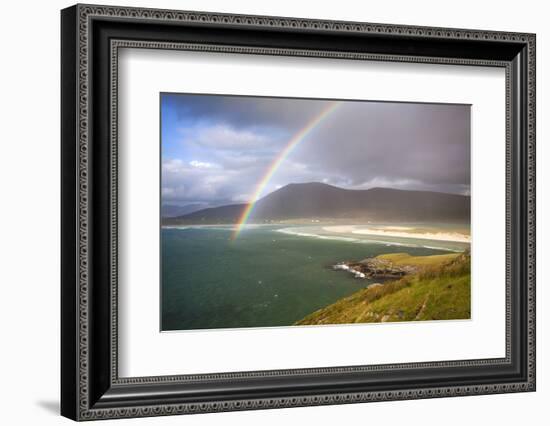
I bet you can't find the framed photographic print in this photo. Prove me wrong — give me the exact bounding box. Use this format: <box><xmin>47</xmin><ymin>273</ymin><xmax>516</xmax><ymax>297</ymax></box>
<box><xmin>61</xmin><ymin>4</ymin><xmax>536</xmax><ymax>421</ymax></box>
<box><xmin>159</xmin><ymin>93</ymin><xmax>473</xmax><ymax>331</ymax></box>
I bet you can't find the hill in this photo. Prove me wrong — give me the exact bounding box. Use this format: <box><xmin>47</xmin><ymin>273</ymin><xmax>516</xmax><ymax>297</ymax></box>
<box><xmin>161</xmin><ymin>203</ymin><xmax>206</xmax><ymax>218</ymax></box>
<box><xmin>295</xmin><ymin>251</ymin><xmax>470</xmax><ymax>325</ymax></box>
<box><xmin>163</xmin><ymin>182</ymin><xmax>470</xmax><ymax>225</ymax></box>
<box><xmin>164</xmin><ymin>203</ymin><xmax>246</xmax><ymax>224</ymax></box>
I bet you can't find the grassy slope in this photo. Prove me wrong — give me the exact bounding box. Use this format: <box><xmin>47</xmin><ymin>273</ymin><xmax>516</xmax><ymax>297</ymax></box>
<box><xmin>295</xmin><ymin>252</ymin><xmax>470</xmax><ymax>325</ymax></box>
<box><xmin>375</xmin><ymin>252</ymin><xmax>460</xmax><ymax>266</ymax></box>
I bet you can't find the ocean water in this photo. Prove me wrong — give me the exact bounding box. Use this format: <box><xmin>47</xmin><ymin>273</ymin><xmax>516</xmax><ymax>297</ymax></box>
<box><xmin>161</xmin><ymin>225</ymin><xmax>457</xmax><ymax>331</ymax></box>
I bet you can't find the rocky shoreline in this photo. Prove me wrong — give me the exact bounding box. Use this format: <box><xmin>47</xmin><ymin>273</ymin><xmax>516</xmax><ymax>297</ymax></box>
<box><xmin>298</xmin><ymin>251</ymin><xmax>470</xmax><ymax>326</ymax></box>
<box><xmin>332</xmin><ymin>257</ymin><xmax>417</xmax><ymax>280</ymax></box>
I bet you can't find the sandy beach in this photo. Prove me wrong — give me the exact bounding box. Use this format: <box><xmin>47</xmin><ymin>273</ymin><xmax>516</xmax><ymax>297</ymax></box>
<box><xmin>322</xmin><ymin>225</ymin><xmax>471</xmax><ymax>244</ymax></box>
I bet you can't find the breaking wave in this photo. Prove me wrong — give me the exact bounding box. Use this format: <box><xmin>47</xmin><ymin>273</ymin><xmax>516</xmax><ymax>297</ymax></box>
<box><xmin>275</xmin><ymin>227</ymin><xmax>463</xmax><ymax>252</ymax></box>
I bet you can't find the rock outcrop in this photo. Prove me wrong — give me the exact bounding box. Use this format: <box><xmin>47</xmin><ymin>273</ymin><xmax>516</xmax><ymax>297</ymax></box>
<box><xmin>333</xmin><ymin>257</ymin><xmax>417</xmax><ymax>280</ymax></box>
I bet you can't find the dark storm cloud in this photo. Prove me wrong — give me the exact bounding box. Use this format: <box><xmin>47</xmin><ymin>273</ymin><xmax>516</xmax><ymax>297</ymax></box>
<box><xmin>293</xmin><ymin>102</ymin><xmax>470</xmax><ymax>190</ymax></box>
<box><xmin>161</xmin><ymin>94</ymin><xmax>470</xmax><ymax>207</ymax></box>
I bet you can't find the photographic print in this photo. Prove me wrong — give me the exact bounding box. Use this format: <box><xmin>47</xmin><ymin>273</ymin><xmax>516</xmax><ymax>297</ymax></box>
<box><xmin>161</xmin><ymin>94</ymin><xmax>471</xmax><ymax>331</ymax></box>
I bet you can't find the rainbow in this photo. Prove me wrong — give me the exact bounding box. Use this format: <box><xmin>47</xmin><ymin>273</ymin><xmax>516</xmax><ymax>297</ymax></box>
<box><xmin>232</xmin><ymin>101</ymin><xmax>342</xmax><ymax>239</ymax></box>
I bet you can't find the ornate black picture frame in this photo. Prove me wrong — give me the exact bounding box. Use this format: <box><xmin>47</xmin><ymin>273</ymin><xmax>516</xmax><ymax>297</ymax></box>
<box><xmin>61</xmin><ymin>4</ymin><xmax>536</xmax><ymax>421</ymax></box>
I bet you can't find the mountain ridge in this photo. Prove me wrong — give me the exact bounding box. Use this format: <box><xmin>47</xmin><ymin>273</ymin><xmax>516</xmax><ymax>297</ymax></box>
<box><xmin>162</xmin><ymin>182</ymin><xmax>470</xmax><ymax>225</ymax></box>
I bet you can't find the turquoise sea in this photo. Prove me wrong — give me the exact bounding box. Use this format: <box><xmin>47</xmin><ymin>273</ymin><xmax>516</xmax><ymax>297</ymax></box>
<box><xmin>161</xmin><ymin>225</ymin><xmax>465</xmax><ymax>331</ymax></box>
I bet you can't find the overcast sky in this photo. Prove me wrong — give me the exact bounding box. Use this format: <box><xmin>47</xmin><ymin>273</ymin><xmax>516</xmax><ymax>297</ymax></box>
<box><xmin>161</xmin><ymin>93</ymin><xmax>470</xmax><ymax>208</ymax></box>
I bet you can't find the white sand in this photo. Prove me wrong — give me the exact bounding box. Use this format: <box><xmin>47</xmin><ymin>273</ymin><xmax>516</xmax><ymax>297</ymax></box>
<box><xmin>382</xmin><ymin>226</ymin><xmax>414</xmax><ymax>231</ymax></box>
<box><xmin>322</xmin><ymin>225</ymin><xmax>471</xmax><ymax>244</ymax></box>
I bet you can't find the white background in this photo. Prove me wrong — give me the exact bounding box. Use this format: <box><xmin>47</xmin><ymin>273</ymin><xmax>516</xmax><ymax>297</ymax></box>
<box><xmin>119</xmin><ymin>49</ymin><xmax>506</xmax><ymax>377</ymax></box>
<box><xmin>0</xmin><ymin>0</ymin><xmax>547</xmax><ymax>425</ymax></box>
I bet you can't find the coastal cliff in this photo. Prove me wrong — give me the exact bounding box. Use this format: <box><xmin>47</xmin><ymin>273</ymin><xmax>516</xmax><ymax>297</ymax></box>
<box><xmin>295</xmin><ymin>251</ymin><xmax>470</xmax><ymax>325</ymax></box>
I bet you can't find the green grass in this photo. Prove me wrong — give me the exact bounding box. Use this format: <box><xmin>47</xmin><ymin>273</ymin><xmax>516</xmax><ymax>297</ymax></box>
<box><xmin>295</xmin><ymin>251</ymin><xmax>470</xmax><ymax>325</ymax></box>
<box><xmin>375</xmin><ymin>252</ymin><xmax>460</xmax><ymax>267</ymax></box>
